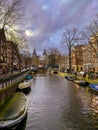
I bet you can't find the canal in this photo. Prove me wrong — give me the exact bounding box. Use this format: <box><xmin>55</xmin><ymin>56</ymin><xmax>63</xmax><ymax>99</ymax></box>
<box><xmin>16</xmin><ymin>73</ymin><xmax>98</xmax><ymax>130</ymax></box>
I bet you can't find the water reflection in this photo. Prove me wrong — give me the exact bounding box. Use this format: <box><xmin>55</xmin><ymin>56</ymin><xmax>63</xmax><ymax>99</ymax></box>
<box><xmin>15</xmin><ymin>115</ymin><xmax>27</xmax><ymax>130</ymax></box>
<box><xmin>60</xmin><ymin>84</ymin><xmax>91</xmax><ymax>129</ymax></box>
<box><xmin>91</xmin><ymin>94</ymin><xmax>98</xmax><ymax>128</ymax></box>
<box><xmin>10</xmin><ymin>74</ymin><xmax>98</xmax><ymax>130</ymax></box>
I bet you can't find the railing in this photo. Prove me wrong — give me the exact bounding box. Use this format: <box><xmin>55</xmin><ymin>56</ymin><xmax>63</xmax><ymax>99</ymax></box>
<box><xmin>0</xmin><ymin>69</ymin><xmax>31</xmax><ymax>88</ymax></box>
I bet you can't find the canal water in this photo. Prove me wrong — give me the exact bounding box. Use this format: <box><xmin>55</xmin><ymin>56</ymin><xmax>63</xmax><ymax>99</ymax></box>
<box><xmin>17</xmin><ymin>73</ymin><xmax>98</xmax><ymax>130</ymax></box>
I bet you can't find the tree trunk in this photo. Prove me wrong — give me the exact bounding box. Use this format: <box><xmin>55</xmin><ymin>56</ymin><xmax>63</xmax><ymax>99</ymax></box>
<box><xmin>69</xmin><ymin>49</ymin><xmax>72</xmax><ymax>73</ymax></box>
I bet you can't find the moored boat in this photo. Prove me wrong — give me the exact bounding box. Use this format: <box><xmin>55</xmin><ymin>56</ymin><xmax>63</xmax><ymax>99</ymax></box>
<box><xmin>18</xmin><ymin>80</ymin><xmax>32</xmax><ymax>91</ymax></box>
<box><xmin>53</xmin><ymin>71</ymin><xmax>58</xmax><ymax>74</ymax></box>
<box><xmin>74</xmin><ymin>80</ymin><xmax>89</xmax><ymax>86</ymax></box>
<box><xmin>65</xmin><ymin>76</ymin><xmax>74</xmax><ymax>81</ymax></box>
<box><xmin>0</xmin><ymin>92</ymin><xmax>27</xmax><ymax>129</ymax></box>
<box><xmin>26</xmin><ymin>75</ymin><xmax>33</xmax><ymax>80</ymax></box>
<box><xmin>88</xmin><ymin>84</ymin><xmax>98</xmax><ymax>93</ymax></box>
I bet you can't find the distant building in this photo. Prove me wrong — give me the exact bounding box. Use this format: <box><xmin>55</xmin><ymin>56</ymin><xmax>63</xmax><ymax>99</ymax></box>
<box><xmin>31</xmin><ymin>48</ymin><xmax>49</xmax><ymax>70</ymax></box>
<box><xmin>71</xmin><ymin>45</ymin><xmax>84</xmax><ymax>72</ymax></box>
<box><xmin>82</xmin><ymin>35</ymin><xmax>97</xmax><ymax>72</ymax></box>
<box><xmin>32</xmin><ymin>48</ymin><xmax>39</xmax><ymax>67</ymax></box>
<box><xmin>6</xmin><ymin>41</ymin><xmax>19</xmax><ymax>71</ymax></box>
<box><xmin>43</xmin><ymin>49</ymin><xmax>47</xmax><ymax>55</ymax></box>
<box><xmin>42</xmin><ymin>49</ymin><xmax>48</xmax><ymax>65</ymax></box>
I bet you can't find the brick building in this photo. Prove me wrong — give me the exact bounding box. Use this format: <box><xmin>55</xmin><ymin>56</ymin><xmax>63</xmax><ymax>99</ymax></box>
<box><xmin>0</xmin><ymin>29</ymin><xmax>7</xmax><ymax>74</ymax></box>
<box><xmin>71</xmin><ymin>45</ymin><xmax>84</xmax><ymax>72</ymax></box>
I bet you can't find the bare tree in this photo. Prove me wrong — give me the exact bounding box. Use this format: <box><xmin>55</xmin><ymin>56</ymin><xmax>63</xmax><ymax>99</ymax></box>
<box><xmin>62</xmin><ymin>28</ymin><xmax>80</xmax><ymax>73</ymax></box>
<box><xmin>0</xmin><ymin>0</ymin><xmax>23</xmax><ymax>30</ymax></box>
<box><xmin>82</xmin><ymin>14</ymin><xmax>98</xmax><ymax>59</ymax></box>
<box><xmin>0</xmin><ymin>0</ymin><xmax>25</xmax><ymax>75</ymax></box>
<box><xmin>23</xmin><ymin>52</ymin><xmax>32</xmax><ymax>69</ymax></box>
<box><xmin>48</xmin><ymin>48</ymin><xmax>60</xmax><ymax>68</ymax></box>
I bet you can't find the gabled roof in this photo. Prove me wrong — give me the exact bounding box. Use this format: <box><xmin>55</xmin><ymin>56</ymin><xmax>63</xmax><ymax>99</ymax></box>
<box><xmin>43</xmin><ymin>49</ymin><xmax>47</xmax><ymax>55</ymax></box>
<box><xmin>33</xmin><ymin>48</ymin><xmax>37</xmax><ymax>56</ymax></box>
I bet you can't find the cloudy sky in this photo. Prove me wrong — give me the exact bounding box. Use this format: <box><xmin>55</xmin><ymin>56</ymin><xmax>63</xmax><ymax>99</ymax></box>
<box><xmin>22</xmin><ymin>0</ymin><xmax>98</xmax><ymax>54</ymax></box>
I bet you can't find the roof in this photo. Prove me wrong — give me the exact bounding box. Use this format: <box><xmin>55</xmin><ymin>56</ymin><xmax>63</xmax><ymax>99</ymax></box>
<box><xmin>43</xmin><ymin>49</ymin><xmax>47</xmax><ymax>55</ymax></box>
<box><xmin>33</xmin><ymin>48</ymin><xmax>37</xmax><ymax>56</ymax></box>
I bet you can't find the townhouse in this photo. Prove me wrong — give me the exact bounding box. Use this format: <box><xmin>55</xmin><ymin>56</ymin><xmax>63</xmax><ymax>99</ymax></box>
<box><xmin>0</xmin><ymin>28</ymin><xmax>31</xmax><ymax>75</ymax></box>
<box><xmin>6</xmin><ymin>41</ymin><xmax>19</xmax><ymax>72</ymax></box>
<box><xmin>0</xmin><ymin>29</ymin><xmax>7</xmax><ymax>74</ymax></box>
<box><xmin>71</xmin><ymin>45</ymin><xmax>84</xmax><ymax>72</ymax></box>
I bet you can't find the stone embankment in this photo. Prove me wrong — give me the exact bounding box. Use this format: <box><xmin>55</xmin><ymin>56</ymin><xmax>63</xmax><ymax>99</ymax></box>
<box><xmin>0</xmin><ymin>69</ymin><xmax>31</xmax><ymax>105</ymax></box>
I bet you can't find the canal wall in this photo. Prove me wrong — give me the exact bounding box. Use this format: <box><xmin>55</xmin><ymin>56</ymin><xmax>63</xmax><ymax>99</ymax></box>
<box><xmin>0</xmin><ymin>70</ymin><xmax>31</xmax><ymax>105</ymax></box>
<box><xmin>0</xmin><ymin>83</ymin><xmax>18</xmax><ymax>105</ymax></box>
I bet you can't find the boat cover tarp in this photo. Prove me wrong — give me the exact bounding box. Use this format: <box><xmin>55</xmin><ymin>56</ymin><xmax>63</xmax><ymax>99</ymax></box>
<box><xmin>89</xmin><ymin>84</ymin><xmax>98</xmax><ymax>91</ymax></box>
<box><xmin>0</xmin><ymin>92</ymin><xmax>26</xmax><ymax>121</ymax></box>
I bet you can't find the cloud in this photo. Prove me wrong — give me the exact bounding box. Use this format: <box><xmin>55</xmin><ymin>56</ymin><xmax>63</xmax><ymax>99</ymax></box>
<box><xmin>25</xmin><ymin>29</ymin><xmax>39</xmax><ymax>37</ymax></box>
<box><xmin>25</xmin><ymin>30</ymin><xmax>34</xmax><ymax>37</ymax></box>
<box><xmin>22</xmin><ymin>0</ymin><xmax>98</xmax><ymax>53</ymax></box>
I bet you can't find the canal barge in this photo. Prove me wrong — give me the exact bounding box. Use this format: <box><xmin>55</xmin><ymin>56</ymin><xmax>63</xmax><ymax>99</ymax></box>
<box><xmin>0</xmin><ymin>92</ymin><xmax>27</xmax><ymax>129</ymax></box>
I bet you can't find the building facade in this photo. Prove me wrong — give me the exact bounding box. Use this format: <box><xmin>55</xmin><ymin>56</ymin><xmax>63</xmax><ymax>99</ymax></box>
<box><xmin>0</xmin><ymin>29</ymin><xmax>7</xmax><ymax>74</ymax></box>
<box><xmin>71</xmin><ymin>45</ymin><xmax>83</xmax><ymax>72</ymax></box>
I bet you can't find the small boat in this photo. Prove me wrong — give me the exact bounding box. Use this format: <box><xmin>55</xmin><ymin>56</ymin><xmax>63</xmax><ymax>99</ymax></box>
<box><xmin>88</xmin><ymin>84</ymin><xmax>98</xmax><ymax>93</ymax></box>
<box><xmin>18</xmin><ymin>80</ymin><xmax>32</xmax><ymax>92</ymax></box>
<box><xmin>53</xmin><ymin>71</ymin><xmax>58</xmax><ymax>74</ymax></box>
<box><xmin>74</xmin><ymin>80</ymin><xmax>89</xmax><ymax>86</ymax></box>
<box><xmin>26</xmin><ymin>75</ymin><xmax>33</xmax><ymax>80</ymax></box>
<box><xmin>0</xmin><ymin>92</ymin><xmax>27</xmax><ymax>129</ymax></box>
<box><xmin>65</xmin><ymin>76</ymin><xmax>74</xmax><ymax>81</ymax></box>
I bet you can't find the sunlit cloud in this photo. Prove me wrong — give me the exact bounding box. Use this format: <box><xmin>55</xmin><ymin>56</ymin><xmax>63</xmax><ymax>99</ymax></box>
<box><xmin>25</xmin><ymin>29</ymin><xmax>39</xmax><ymax>37</ymax></box>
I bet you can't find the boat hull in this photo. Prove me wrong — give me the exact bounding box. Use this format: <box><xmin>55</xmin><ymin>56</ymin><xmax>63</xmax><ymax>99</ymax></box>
<box><xmin>0</xmin><ymin>92</ymin><xmax>27</xmax><ymax>128</ymax></box>
<box><xmin>74</xmin><ymin>80</ymin><xmax>89</xmax><ymax>86</ymax></box>
<box><xmin>65</xmin><ymin>76</ymin><xmax>74</xmax><ymax>81</ymax></box>
<box><xmin>88</xmin><ymin>84</ymin><xmax>98</xmax><ymax>93</ymax></box>
<box><xmin>18</xmin><ymin>81</ymin><xmax>31</xmax><ymax>90</ymax></box>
